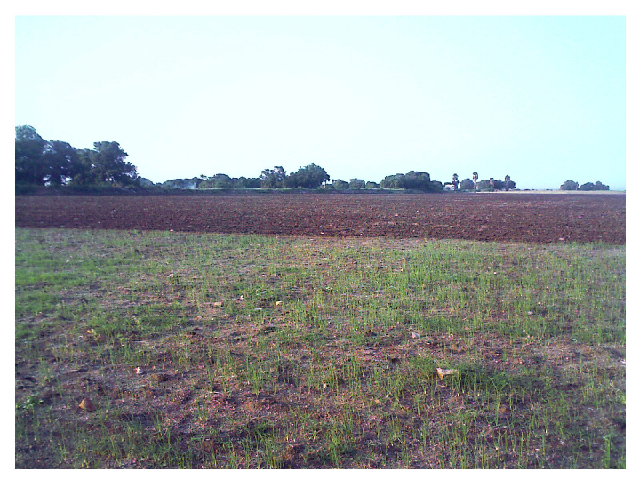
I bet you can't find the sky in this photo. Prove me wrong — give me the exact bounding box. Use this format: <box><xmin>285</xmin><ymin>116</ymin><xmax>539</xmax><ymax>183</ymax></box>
<box><xmin>14</xmin><ymin>14</ymin><xmax>627</xmax><ymax>190</ymax></box>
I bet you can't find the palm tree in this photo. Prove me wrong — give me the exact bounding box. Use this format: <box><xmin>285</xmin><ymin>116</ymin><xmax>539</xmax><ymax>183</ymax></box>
<box><xmin>472</xmin><ymin>172</ymin><xmax>478</xmax><ymax>190</ymax></box>
<box><xmin>504</xmin><ymin>175</ymin><xmax>511</xmax><ymax>191</ymax></box>
<box><xmin>452</xmin><ymin>173</ymin><xmax>459</xmax><ymax>190</ymax></box>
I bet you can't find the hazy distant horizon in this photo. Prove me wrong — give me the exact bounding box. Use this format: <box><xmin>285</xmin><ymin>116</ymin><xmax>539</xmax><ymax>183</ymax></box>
<box><xmin>15</xmin><ymin>16</ymin><xmax>626</xmax><ymax>191</ymax></box>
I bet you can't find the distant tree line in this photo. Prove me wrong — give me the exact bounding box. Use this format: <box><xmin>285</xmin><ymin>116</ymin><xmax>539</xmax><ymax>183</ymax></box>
<box><xmin>15</xmin><ymin>125</ymin><xmax>138</xmax><ymax>187</ymax></box>
<box><xmin>560</xmin><ymin>180</ymin><xmax>610</xmax><ymax>191</ymax></box>
<box><xmin>446</xmin><ymin>173</ymin><xmax>516</xmax><ymax>191</ymax></box>
<box><xmin>17</xmin><ymin>125</ymin><xmax>532</xmax><ymax>193</ymax></box>
<box><xmin>146</xmin><ymin>169</ymin><xmax>516</xmax><ymax>192</ymax></box>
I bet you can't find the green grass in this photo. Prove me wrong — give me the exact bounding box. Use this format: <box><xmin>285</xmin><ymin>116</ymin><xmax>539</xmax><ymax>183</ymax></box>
<box><xmin>15</xmin><ymin>228</ymin><xmax>625</xmax><ymax>468</ymax></box>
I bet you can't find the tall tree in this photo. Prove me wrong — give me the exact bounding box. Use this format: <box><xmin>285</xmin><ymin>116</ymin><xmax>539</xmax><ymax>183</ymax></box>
<box><xmin>460</xmin><ymin>178</ymin><xmax>475</xmax><ymax>190</ymax></box>
<box><xmin>260</xmin><ymin>166</ymin><xmax>286</xmax><ymax>188</ymax></box>
<box><xmin>42</xmin><ymin>140</ymin><xmax>79</xmax><ymax>185</ymax></box>
<box><xmin>89</xmin><ymin>141</ymin><xmax>138</xmax><ymax>185</ymax></box>
<box><xmin>332</xmin><ymin>179</ymin><xmax>349</xmax><ymax>190</ymax></box>
<box><xmin>380</xmin><ymin>173</ymin><xmax>406</xmax><ymax>189</ymax></box>
<box><xmin>560</xmin><ymin>180</ymin><xmax>579</xmax><ymax>190</ymax></box>
<box><xmin>285</xmin><ymin>163</ymin><xmax>330</xmax><ymax>188</ymax></box>
<box><xmin>472</xmin><ymin>171</ymin><xmax>478</xmax><ymax>189</ymax></box>
<box><xmin>15</xmin><ymin>125</ymin><xmax>48</xmax><ymax>185</ymax></box>
<box><xmin>348</xmin><ymin>178</ymin><xmax>365</xmax><ymax>189</ymax></box>
<box><xmin>504</xmin><ymin>175</ymin><xmax>516</xmax><ymax>190</ymax></box>
<box><xmin>452</xmin><ymin>173</ymin><xmax>459</xmax><ymax>190</ymax></box>
<box><xmin>69</xmin><ymin>148</ymin><xmax>99</xmax><ymax>185</ymax></box>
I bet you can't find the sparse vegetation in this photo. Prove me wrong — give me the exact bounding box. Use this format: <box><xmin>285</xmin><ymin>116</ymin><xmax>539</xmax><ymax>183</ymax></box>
<box><xmin>16</xmin><ymin>228</ymin><xmax>625</xmax><ymax>468</ymax></box>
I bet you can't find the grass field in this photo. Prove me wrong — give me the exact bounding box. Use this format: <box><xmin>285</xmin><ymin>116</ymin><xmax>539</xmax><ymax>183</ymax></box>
<box><xmin>15</xmin><ymin>228</ymin><xmax>626</xmax><ymax>468</ymax></box>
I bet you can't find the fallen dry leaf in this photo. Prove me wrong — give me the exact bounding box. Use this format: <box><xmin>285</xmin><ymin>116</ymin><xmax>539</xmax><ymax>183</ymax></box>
<box><xmin>436</xmin><ymin>367</ymin><xmax>459</xmax><ymax>379</ymax></box>
<box><xmin>78</xmin><ymin>398</ymin><xmax>96</xmax><ymax>412</ymax></box>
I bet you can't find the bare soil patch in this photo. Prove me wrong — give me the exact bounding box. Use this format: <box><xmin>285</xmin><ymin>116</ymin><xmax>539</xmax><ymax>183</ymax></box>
<box><xmin>15</xmin><ymin>193</ymin><xmax>625</xmax><ymax>244</ymax></box>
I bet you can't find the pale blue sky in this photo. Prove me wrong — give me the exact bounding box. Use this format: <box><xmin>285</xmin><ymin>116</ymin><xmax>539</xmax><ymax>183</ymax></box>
<box><xmin>15</xmin><ymin>15</ymin><xmax>626</xmax><ymax>190</ymax></box>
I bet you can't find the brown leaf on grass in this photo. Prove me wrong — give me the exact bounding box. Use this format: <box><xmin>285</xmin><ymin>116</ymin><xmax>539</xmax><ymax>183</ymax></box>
<box><xmin>78</xmin><ymin>398</ymin><xmax>96</xmax><ymax>412</ymax></box>
<box><xmin>282</xmin><ymin>443</ymin><xmax>304</xmax><ymax>463</ymax></box>
<box><xmin>436</xmin><ymin>367</ymin><xmax>459</xmax><ymax>379</ymax></box>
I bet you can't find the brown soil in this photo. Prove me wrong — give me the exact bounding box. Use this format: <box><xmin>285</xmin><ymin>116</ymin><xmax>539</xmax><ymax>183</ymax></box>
<box><xmin>15</xmin><ymin>193</ymin><xmax>625</xmax><ymax>244</ymax></box>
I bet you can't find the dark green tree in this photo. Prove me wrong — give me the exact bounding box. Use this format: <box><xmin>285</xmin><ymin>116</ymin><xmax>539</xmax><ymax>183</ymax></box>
<box><xmin>477</xmin><ymin>179</ymin><xmax>504</xmax><ymax>190</ymax></box>
<box><xmin>349</xmin><ymin>178</ymin><xmax>365</xmax><ymax>189</ymax></box>
<box><xmin>69</xmin><ymin>148</ymin><xmax>98</xmax><ymax>185</ymax></box>
<box><xmin>429</xmin><ymin>180</ymin><xmax>444</xmax><ymax>191</ymax></box>
<box><xmin>70</xmin><ymin>142</ymin><xmax>138</xmax><ymax>186</ymax></box>
<box><xmin>492</xmin><ymin>179</ymin><xmax>505</xmax><ymax>190</ymax></box>
<box><xmin>90</xmin><ymin>141</ymin><xmax>138</xmax><ymax>185</ymax></box>
<box><xmin>560</xmin><ymin>180</ymin><xmax>579</xmax><ymax>190</ymax></box>
<box><xmin>139</xmin><ymin>178</ymin><xmax>155</xmax><ymax>187</ymax></box>
<box><xmin>504</xmin><ymin>175</ymin><xmax>516</xmax><ymax>190</ymax></box>
<box><xmin>260</xmin><ymin>166</ymin><xmax>286</xmax><ymax>188</ymax></box>
<box><xmin>578</xmin><ymin>181</ymin><xmax>609</xmax><ymax>191</ymax></box>
<box><xmin>15</xmin><ymin>125</ymin><xmax>48</xmax><ymax>185</ymax></box>
<box><xmin>205</xmin><ymin>174</ymin><xmax>233</xmax><ymax>188</ymax></box>
<box><xmin>460</xmin><ymin>178</ymin><xmax>474</xmax><ymax>190</ymax></box>
<box><xmin>381</xmin><ymin>171</ymin><xmax>440</xmax><ymax>191</ymax></box>
<box><xmin>405</xmin><ymin>171</ymin><xmax>433</xmax><ymax>189</ymax></box>
<box><xmin>42</xmin><ymin>140</ymin><xmax>79</xmax><ymax>185</ymax></box>
<box><xmin>332</xmin><ymin>179</ymin><xmax>349</xmax><ymax>190</ymax></box>
<box><xmin>380</xmin><ymin>173</ymin><xmax>406</xmax><ymax>189</ymax></box>
<box><xmin>162</xmin><ymin>178</ymin><xmax>198</xmax><ymax>189</ymax></box>
<box><xmin>233</xmin><ymin>176</ymin><xmax>261</xmax><ymax>188</ymax></box>
<box><xmin>285</xmin><ymin>164</ymin><xmax>330</xmax><ymax>188</ymax></box>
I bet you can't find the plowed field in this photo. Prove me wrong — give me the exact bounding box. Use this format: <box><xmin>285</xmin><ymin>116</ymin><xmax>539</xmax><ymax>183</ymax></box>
<box><xmin>15</xmin><ymin>193</ymin><xmax>625</xmax><ymax>244</ymax></box>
